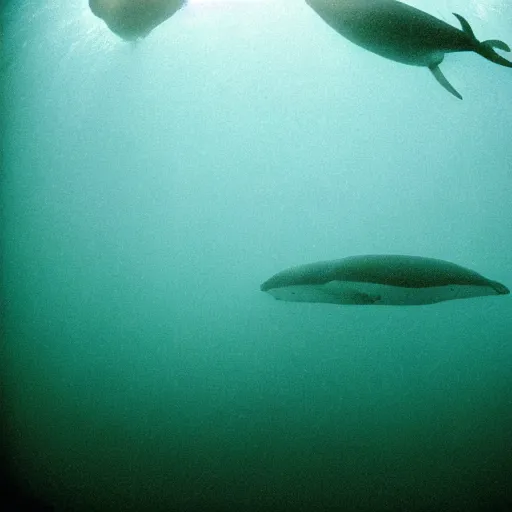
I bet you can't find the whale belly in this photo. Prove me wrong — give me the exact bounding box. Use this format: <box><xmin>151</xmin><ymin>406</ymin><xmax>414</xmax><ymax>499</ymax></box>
<box><xmin>266</xmin><ymin>280</ymin><xmax>501</xmax><ymax>306</ymax></box>
<box><xmin>355</xmin><ymin>40</ymin><xmax>445</xmax><ymax>66</ymax></box>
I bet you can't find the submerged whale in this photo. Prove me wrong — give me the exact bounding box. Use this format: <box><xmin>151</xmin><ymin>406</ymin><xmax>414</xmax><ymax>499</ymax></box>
<box><xmin>305</xmin><ymin>0</ymin><xmax>512</xmax><ymax>99</ymax></box>
<box><xmin>89</xmin><ymin>0</ymin><xmax>186</xmax><ymax>41</ymax></box>
<box><xmin>260</xmin><ymin>255</ymin><xmax>510</xmax><ymax>306</ymax></box>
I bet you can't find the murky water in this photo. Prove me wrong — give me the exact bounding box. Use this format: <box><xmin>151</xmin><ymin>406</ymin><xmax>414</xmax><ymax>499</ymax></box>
<box><xmin>2</xmin><ymin>1</ymin><xmax>511</xmax><ymax>510</ymax></box>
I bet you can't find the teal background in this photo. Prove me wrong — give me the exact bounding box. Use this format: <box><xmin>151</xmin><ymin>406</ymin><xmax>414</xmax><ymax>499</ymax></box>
<box><xmin>2</xmin><ymin>1</ymin><xmax>512</xmax><ymax>510</ymax></box>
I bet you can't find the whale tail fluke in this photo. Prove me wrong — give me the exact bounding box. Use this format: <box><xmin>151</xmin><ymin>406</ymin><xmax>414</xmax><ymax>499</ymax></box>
<box><xmin>453</xmin><ymin>12</ymin><xmax>512</xmax><ymax>68</ymax></box>
<box><xmin>453</xmin><ymin>13</ymin><xmax>476</xmax><ymax>41</ymax></box>
<box><xmin>482</xmin><ymin>40</ymin><xmax>511</xmax><ymax>52</ymax></box>
<box><xmin>478</xmin><ymin>39</ymin><xmax>512</xmax><ymax>68</ymax></box>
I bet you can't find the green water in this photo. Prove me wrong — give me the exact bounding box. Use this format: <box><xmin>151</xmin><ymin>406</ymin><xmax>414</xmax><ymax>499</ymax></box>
<box><xmin>2</xmin><ymin>1</ymin><xmax>511</xmax><ymax>510</ymax></box>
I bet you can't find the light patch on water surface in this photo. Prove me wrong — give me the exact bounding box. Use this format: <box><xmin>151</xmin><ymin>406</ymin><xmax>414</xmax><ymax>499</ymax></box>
<box><xmin>188</xmin><ymin>0</ymin><xmax>272</xmax><ymax>4</ymax></box>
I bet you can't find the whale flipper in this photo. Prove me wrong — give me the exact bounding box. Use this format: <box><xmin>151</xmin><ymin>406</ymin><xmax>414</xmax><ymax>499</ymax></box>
<box><xmin>429</xmin><ymin>64</ymin><xmax>462</xmax><ymax>100</ymax></box>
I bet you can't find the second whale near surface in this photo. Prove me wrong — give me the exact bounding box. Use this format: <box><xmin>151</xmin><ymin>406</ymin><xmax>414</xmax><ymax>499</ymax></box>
<box><xmin>306</xmin><ymin>0</ymin><xmax>512</xmax><ymax>99</ymax></box>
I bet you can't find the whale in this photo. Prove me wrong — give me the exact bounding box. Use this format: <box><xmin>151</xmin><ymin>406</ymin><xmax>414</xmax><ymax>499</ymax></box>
<box><xmin>305</xmin><ymin>0</ymin><xmax>512</xmax><ymax>99</ymax></box>
<box><xmin>89</xmin><ymin>0</ymin><xmax>186</xmax><ymax>41</ymax></box>
<box><xmin>260</xmin><ymin>255</ymin><xmax>510</xmax><ymax>306</ymax></box>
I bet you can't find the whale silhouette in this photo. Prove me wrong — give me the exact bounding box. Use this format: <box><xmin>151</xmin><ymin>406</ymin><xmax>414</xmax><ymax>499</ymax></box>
<box><xmin>306</xmin><ymin>0</ymin><xmax>512</xmax><ymax>99</ymax></box>
<box><xmin>260</xmin><ymin>255</ymin><xmax>510</xmax><ymax>306</ymax></box>
<box><xmin>89</xmin><ymin>0</ymin><xmax>186</xmax><ymax>41</ymax></box>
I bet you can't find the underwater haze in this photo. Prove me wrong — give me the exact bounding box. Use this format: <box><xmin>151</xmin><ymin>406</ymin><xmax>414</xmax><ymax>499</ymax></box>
<box><xmin>2</xmin><ymin>0</ymin><xmax>512</xmax><ymax>510</ymax></box>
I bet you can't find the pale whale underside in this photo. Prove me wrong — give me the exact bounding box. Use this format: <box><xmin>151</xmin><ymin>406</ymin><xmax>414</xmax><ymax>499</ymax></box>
<box><xmin>305</xmin><ymin>0</ymin><xmax>512</xmax><ymax>99</ymax></box>
<box><xmin>260</xmin><ymin>255</ymin><xmax>510</xmax><ymax>306</ymax></box>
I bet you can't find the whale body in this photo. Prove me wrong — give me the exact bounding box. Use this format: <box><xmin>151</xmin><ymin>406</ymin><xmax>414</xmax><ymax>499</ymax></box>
<box><xmin>306</xmin><ymin>0</ymin><xmax>512</xmax><ymax>99</ymax></box>
<box><xmin>89</xmin><ymin>0</ymin><xmax>186</xmax><ymax>40</ymax></box>
<box><xmin>260</xmin><ymin>255</ymin><xmax>510</xmax><ymax>306</ymax></box>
